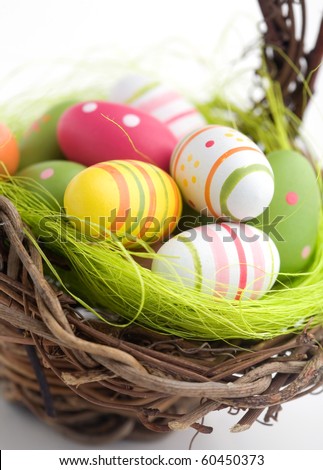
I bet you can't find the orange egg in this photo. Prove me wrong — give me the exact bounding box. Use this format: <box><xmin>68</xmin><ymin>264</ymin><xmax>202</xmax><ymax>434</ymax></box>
<box><xmin>0</xmin><ymin>123</ymin><xmax>20</xmax><ymax>175</ymax></box>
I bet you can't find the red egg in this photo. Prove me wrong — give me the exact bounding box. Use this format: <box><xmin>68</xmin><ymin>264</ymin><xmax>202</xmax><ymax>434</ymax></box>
<box><xmin>57</xmin><ymin>101</ymin><xmax>177</xmax><ymax>171</ymax></box>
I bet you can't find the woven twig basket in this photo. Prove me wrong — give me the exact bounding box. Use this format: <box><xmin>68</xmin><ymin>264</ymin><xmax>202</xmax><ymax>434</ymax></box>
<box><xmin>0</xmin><ymin>0</ymin><xmax>323</xmax><ymax>444</ymax></box>
<box><xmin>0</xmin><ymin>195</ymin><xmax>322</xmax><ymax>442</ymax></box>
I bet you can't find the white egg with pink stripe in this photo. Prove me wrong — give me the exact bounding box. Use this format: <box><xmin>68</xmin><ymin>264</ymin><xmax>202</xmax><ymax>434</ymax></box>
<box><xmin>151</xmin><ymin>222</ymin><xmax>280</xmax><ymax>301</ymax></box>
<box><xmin>109</xmin><ymin>74</ymin><xmax>207</xmax><ymax>141</ymax></box>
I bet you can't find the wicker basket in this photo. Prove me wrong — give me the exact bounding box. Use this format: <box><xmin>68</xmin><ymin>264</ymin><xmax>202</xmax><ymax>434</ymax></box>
<box><xmin>0</xmin><ymin>195</ymin><xmax>322</xmax><ymax>443</ymax></box>
<box><xmin>0</xmin><ymin>0</ymin><xmax>323</xmax><ymax>444</ymax></box>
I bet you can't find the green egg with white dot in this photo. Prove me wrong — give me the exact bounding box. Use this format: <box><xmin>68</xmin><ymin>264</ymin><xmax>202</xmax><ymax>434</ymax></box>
<box><xmin>17</xmin><ymin>160</ymin><xmax>85</xmax><ymax>207</ymax></box>
<box><xmin>252</xmin><ymin>150</ymin><xmax>321</xmax><ymax>273</ymax></box>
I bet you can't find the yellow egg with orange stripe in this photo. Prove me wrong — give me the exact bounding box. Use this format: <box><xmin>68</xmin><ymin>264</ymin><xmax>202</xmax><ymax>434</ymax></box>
<box><xmin>170</xmin><ymin>125</ymin><xmax>274</xmax><ymax>221</ymax></box>
<box><xmin>64</xmin><ymin>160</ymin><xmax>182</xmax><ymax>246</ymax></box>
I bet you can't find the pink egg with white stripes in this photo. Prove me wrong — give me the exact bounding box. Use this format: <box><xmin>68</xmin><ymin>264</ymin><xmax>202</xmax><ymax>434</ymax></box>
<box><xmin>57</xmin><ymin>101</ymin><xmax>177</xmax><ymax>171</ymax></box>
<box><xmin>151</xmin><ymin>223</ymin><xmax>280</xmax><ymax>301</ymax></box>
<box><xmin>109</xmin><ymin>74</ymin><xmax>207</xmax><ymax>141</ymax></box>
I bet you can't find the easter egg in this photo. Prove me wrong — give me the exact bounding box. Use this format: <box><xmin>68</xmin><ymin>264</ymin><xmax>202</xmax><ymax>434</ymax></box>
<box><xmin>0</xmin><ymin>123</ymin><xmax>19</xmax><ymax>174</ymax></box>
<box><xmin>109</xmin><ymin>74</ymin><xmax>207</xmax><ymax>141</ymax></box>
<box><xmin>64</xmin><ymin>160</ymin><xmax>182</xmax><ymax>245</ymax></box>
<box><xmin>18</xmin><ymin>160</ymin><xmax>85</xmax><ymax>206</ymax></box>
<box><xmin>253</xmin><ymin>150</ymin><xmax>321</xmax><ymax>273</ymax></box>
<box><xmin>151</xmin><ymin>222</ymin><xmax>280</xmax><ymax>300</ymax></box>
<box><xmin>19</xmin><ymin>101</ymin><xmax>76</xmax><ymax>170</ymax></box>
<box><xmin>57</xmin><ymin>101</ymin><xmax>177</xmax><ymax>171</ymax></box>
<box><xmin>170</xmin><ymin>125</ymin><xmax>275</xmax><ymax>221</ymax></box>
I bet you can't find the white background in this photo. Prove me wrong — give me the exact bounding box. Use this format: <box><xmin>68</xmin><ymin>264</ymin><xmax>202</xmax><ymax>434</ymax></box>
<box><xmin>0</xmin><ymin>0</ymin><xmax>322</xmax><ymax>451</ymax></box>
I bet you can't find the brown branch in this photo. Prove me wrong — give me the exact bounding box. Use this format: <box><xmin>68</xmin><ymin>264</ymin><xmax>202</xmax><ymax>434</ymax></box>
<box><xmin>257</xmin><ymin>0</ymin><xmax>323</xmax><ymax>120</ymax></box>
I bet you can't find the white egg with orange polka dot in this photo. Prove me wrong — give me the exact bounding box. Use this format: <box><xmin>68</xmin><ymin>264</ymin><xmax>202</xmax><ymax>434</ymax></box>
<box><xmin>170</xmin><ymin>125</ymin><xmax>274</xmax><ymax>221</ymax></box>
<box><xmin>151</xmin><ymin>222</ymin><xmax>280</xmax><ymax>301</ymax></box>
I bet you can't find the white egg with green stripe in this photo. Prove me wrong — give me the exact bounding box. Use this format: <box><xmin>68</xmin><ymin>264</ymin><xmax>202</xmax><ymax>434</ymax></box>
<box><xmin>170</xmin><ymin>125</ymin><xmax>275</xmax><ymax>221</ymax></box>
<box><xmin>152</xmin><ymin>222</ymin><xmax>280</xmax><ymax>301</ymax></box>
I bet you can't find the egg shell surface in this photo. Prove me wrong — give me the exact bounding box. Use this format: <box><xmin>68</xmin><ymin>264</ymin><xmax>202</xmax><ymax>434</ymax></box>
<box><xmin>152</xmin><ymin>222</ymin><xmax>280</xmax><ymax>301</ymax></box>
<box><xmin>0</xmin><ymin>123</ymin><xmax>20</xmax><ymax>175</ymax></box>
<box><xmin>253</xmin><ymin>150</ymin><xmax>321</xmax><ymax>273</ymax></box>
<box><xmin>18</xmin><ymin>160</ymin><xmax>86</xmax><ymax>206</ymax></box>
<box><xmin>19</xmin><ymin>101</ymin><xmax>76</xmax><ymax>170</ymax></box>
<box><xmin>109</xmin><ymin>74</ymin><xmax>207</xmax><ymax>141</ymax></box>
<box><xmin>170</xmin><ymin>125</ymin><xmax>275</xmax><ymax>221</ymax></box>
<box><xmin>57</xmin><ymin>101</ymin><xmax>177</xmax><ymax>171</ymax></box>
<box><xmin>64</xmin><ymin>160</ymin><xmax>182</xmax><ymax>246</ymax></box>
